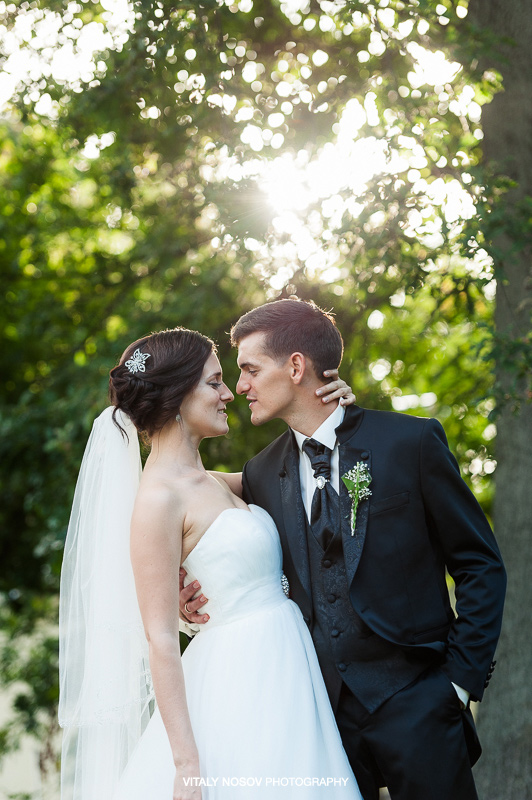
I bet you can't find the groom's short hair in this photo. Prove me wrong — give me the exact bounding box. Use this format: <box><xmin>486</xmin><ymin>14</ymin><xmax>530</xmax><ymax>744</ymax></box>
<box><xmin>230</xmin><ymin>298</ymin><xmax>343</xmax><ymax>380</ymax></box>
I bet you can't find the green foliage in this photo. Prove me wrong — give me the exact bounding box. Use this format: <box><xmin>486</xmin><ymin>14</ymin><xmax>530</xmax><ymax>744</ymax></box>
<box><xmin>0</xmin><ymin>625</ymin><xmax>60</xmax><ymax>772</ymax></box>
<box><xmin>0</xmin><ymin>0</ymin><xmax>519</xmax><ymax>776</ymax></box>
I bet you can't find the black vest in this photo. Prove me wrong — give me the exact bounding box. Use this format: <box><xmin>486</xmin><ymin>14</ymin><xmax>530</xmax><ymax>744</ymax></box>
<box><xmin>307</xmin><ymin>524</ymin><xmax>428</xmax><ymax>713</ymax></box>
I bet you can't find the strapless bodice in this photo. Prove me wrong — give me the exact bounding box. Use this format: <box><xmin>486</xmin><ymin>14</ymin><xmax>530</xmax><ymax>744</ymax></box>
<box><xmin>182</xmin><ymin>504</ymin><xmax>288</xmax><ymax>629</ymax></box>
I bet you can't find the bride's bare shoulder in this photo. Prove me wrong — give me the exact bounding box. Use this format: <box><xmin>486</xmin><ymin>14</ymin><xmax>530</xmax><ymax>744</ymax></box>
<box><xmin>134</xmin><ymin>467</ymin><xmax>211</xmax><ymax>522</ymax></box>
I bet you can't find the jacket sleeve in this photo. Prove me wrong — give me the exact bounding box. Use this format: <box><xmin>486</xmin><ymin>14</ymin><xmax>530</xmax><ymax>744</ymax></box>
<box><xmin>420</xmin><ymin>418</ymin><xmax>506</xmax><ymax>701</ymax></box>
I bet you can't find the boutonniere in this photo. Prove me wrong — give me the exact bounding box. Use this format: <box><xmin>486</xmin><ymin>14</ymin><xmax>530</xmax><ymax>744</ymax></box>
<box><xmin>341</xmin><ymin>463</ymin><xmax>372</xmax><ymax>535</ymax></box>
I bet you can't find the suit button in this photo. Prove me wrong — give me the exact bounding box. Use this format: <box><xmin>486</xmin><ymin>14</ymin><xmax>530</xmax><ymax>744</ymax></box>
<box><xmin>361</xmin><ymin>451</ymin><xmax>369</xmax><ymax>460</ymax></box>
<box><xmin>323</xmin><ymin>559</ymin><xmax>332</xmax><ymax>568</ymax></box>
<box><xmin>327</xmin><ymin>594</ymin><xmax>336</xmax><ymax>603</ymax></box>
<box><xmin>331</xmin><ymin>629</ymin><xmax>340</xmax><ymax>638</ymax></box>
<box><xmin>337</xmin><ymin>662</ymin><xmax>347</xmax><ymax>672</ymax></box>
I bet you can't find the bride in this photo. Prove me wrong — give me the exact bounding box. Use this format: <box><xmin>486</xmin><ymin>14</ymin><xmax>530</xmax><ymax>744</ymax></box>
<box><xmin>59</xmin><ymin>327</ymin><xmax>362</xmax><ymax>800</ymax></box>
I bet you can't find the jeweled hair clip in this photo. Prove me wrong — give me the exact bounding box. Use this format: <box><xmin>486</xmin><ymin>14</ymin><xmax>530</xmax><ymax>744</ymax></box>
<box><xmin>125</xmin><ymin>348</ymin><xmax>151</xmax><ymax>374</ymax></box>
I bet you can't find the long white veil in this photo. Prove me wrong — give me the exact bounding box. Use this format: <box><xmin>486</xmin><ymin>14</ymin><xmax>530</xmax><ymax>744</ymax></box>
<box><xmin>58</xmin><ymin>406</ymin><xmax>154</xmax><ymax>799</ymax></box>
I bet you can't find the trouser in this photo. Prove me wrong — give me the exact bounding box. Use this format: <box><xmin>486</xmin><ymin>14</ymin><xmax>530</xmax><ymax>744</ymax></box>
<box><xmin>335</xmin><ymin>666</ymin><xmax>480</xmax><ymax>800</ymax></box>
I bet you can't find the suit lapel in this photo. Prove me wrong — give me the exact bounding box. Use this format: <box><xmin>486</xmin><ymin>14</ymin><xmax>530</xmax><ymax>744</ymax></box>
<box><xmin>336</xmin><ymin>407</ymin><xmax>370</xmax><ymax>587</ymax></box>
<box><xmin>279</xmin><ymin>447</ymin><xmax>312</xmax><ymax>603</ymax></box>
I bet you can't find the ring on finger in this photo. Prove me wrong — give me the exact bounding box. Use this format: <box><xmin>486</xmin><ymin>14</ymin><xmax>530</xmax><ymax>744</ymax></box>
<box><xmin>184</xmin><ymin>602</ymin><xmax>191</xmax><ymax>614</ymax></box>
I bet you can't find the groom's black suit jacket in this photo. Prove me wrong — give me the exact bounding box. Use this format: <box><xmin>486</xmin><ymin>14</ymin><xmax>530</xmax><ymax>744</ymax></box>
<box><xmin>242</xmin><ymin>405</ymin><xmax>506</xmax><ymax>702</ymax></box>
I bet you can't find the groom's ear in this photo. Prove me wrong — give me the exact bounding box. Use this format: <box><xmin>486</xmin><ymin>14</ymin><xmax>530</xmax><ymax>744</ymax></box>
<box><xmin>288</xmin><ymin>352</ymin><xmax>307</xmax><ymax>385</ymax></box>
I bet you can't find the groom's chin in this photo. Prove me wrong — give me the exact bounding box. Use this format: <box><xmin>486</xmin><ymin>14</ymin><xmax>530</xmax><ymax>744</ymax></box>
<box><xmin>249</xmin><ymin>407</ymin><xmax>267</xmax><ymax>426</ymax></box>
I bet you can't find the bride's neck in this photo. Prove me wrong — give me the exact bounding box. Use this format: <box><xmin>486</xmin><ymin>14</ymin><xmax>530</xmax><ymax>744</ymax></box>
<box><xmin>146</xmin><ymin>421</ymin><xmax>204</xmax><ymax>472</ymax></box>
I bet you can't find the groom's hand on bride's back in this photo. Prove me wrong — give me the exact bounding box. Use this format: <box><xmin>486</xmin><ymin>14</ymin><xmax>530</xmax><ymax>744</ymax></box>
<box><xmin>179</xmin><ymin>568</ymin><xmax>209</xmax><ymax>624</ymax></box>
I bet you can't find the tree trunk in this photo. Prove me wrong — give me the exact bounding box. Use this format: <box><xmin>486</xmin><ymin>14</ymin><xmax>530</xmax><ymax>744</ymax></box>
<box><xmin>467</xmin><ymin>2</ymin><xmax>532</xmax><ymax>797</ymax></box>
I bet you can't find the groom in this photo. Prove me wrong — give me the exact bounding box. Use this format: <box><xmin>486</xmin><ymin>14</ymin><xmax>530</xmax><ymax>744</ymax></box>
<box><xmin>182</xmin><ymin>298</ymin><xmax>506</xmax><ymax>800</ymax></box>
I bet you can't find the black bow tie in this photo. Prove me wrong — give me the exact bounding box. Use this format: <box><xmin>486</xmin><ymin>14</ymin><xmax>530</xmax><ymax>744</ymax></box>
<box><xmin>302</xmin><ymin>438</ymin><xmax>339</xmax><ymax>550</ymax></box>
<box><xmin>302</xmin><ymin>438</ymin><xmax>332</xmax><ymax>484</ymax></box>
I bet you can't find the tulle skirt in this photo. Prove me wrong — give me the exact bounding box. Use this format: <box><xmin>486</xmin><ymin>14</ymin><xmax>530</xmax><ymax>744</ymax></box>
<box><xmin>113</xmin><ymin>598</ymin><xmax>360</xmax><ymax>798</ymax></box>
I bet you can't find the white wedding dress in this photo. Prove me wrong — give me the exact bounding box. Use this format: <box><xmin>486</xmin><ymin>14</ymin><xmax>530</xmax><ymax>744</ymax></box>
<box><xmin>113</xmin><ymin>504</ymin><xmax>361</xmax><ymax>799</ymax></box>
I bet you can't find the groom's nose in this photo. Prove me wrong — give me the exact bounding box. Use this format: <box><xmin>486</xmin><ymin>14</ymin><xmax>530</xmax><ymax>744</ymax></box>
<box><xmin>236</xmin><ymin>374</ymin><xmax>249</xmax><ymax>395</ymax></box>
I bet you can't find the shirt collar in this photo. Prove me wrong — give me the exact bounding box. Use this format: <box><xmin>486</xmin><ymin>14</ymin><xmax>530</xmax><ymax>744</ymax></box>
<box><xmin>292</xmin><ymin>403</ymin><xmax>345</xmax><ymax>453</ymax></box>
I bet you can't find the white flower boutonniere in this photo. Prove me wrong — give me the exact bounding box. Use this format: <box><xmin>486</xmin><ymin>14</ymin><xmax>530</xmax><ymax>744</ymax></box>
<box><xmin>341</xmin><ymin>463</ymin><xmax>372</xmax><ymax>535</ymax></box>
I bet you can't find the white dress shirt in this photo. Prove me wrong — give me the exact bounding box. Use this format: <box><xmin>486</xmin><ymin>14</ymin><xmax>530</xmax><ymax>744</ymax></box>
<box><xmin>291</xmin><ymin>403</ymin><xmax>470</xmax><ymax>709</ymax></box>
<box><xmin>292</xmin><ymin>403</ymin><xmax>345</xmax><ymax>522</ymax></box>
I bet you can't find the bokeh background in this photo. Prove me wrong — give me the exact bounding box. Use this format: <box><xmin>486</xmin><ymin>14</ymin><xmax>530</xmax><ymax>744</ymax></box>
<box><xmin>1</xmin><ymin>0</ymin><xmax>531</xmax><ymax>797</ymax></box>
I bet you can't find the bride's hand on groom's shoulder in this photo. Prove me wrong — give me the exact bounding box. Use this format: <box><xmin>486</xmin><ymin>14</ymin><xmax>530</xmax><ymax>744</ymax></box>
<box><xmin>179</xmin><ymin>568</ymin><xmax>209</xmax><ymax>625</ymax></box>
<box><xmin>317</xmin><ymin>369</ymin><xmax>356</xmax><ymax>406</ymax></box>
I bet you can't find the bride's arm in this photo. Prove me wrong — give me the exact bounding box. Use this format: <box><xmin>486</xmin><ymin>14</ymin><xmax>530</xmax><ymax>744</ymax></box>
<box><xmin>131</xmin><ymin>485</ymin><xmax>201</xmax><ymax>800</ymax></box>
<box><xmin>207</xmin><ymin>471</ymin><xmax>243</xmax><ymax>497</ymax></box>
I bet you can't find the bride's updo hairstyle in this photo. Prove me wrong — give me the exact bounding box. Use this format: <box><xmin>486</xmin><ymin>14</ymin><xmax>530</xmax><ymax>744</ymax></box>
<box><xmin>109</xmin><ymin>327</ymin><xmax>215</xmax><ymax>438</ymax></box>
